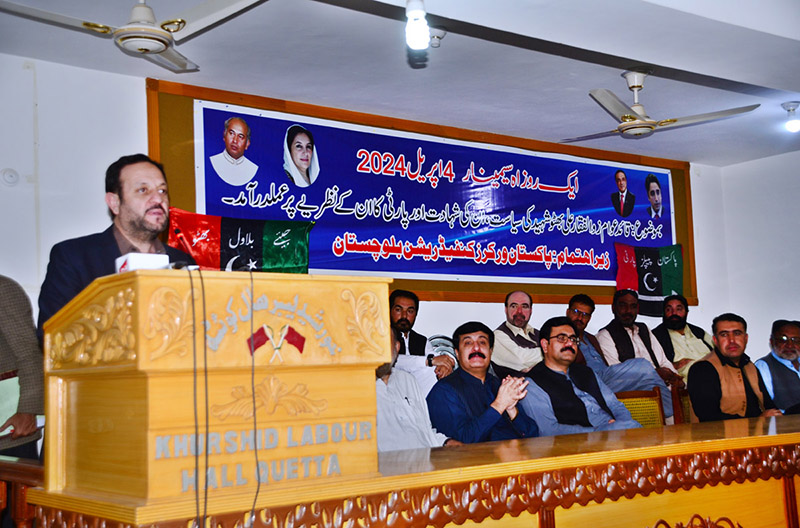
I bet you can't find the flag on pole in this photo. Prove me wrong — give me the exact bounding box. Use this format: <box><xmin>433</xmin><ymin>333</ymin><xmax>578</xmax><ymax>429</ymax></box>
<box><xmin>168</xmin><ymin>207</ymin><xmax>314</xmax><ymax>273</ymax></box>
<box><xmin>614</xmin><ymin>243</ymin><xmax>683</xmax><ymax>316</ymax></box>
<box><xmin>283</xmin><ymin>326</ymin><xmax>306</xmax><ymax>354</ymax></box>
<box><xmin>247</xmin><ymin>325</ymin><xmax>270</xmax><ymax>355</ymax></box>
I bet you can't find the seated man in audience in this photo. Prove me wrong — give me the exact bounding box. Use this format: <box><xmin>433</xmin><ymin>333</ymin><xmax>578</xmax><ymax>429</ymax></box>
<box><xmin>755</xmin><ymin>320</ymin><xmax>800</xmax><ymax>414</ymax></box>
<box><xmin>38</xmin><ymin>154</ymin><xmax>194</xmax><ymax>341</ymax></box>
<box><xmin>375</xmin><ymin>328</ymin><xmax>461</xmax><ymax>451</ymax></box>
<box><xmin>566</xmin><ymin>294</ymin><xmax>673</xmax><ymax>421</ymax></box>
<box><xmin>520</xmin><ymin>316</ymin><xmax>641</xmax><ymax>436</ymax></box>
<box><xmin>0</xmin><ymin>275</ymin><xmax>44</xmax><ymax>460</ymax></box>
<box><xmin>390</xmin><ymin>289</ymin><xmax>456</xmax><ymax>395</ymax></box>
<box><xmin>427</xmin><ymin>321</ymin><xmax>539</xmax><ymax>443</ymax></box>
<box><xmin>688</xmin><ymin>313</ymin><xmax>781</xmax><ymax>422</ymax></box>
<box><xmin>652</xmin><ymin>294</ymin><xmax>713</xmax><ymax>381</ymax></box>
<box><xmin>491</xmin><ymin>290</ymin><xmax>541</xmax><ymax>378</ymax></box>
<box><xmin>596</xmin><ymin>289</ymin><xmax>684</xmax><ymax>390</ymax></box>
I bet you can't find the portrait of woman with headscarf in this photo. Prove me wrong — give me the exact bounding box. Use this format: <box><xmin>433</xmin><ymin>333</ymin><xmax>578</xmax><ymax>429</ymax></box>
<box><xmin>283</xmin><ymin>124</ymin><xmax>320</xmax><ymax>187</ymax></box>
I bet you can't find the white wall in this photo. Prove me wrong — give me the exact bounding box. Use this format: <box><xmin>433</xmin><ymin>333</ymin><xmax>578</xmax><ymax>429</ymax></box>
<box><xmin>0</xmin><ymin>53</ymin><xmax>795</xmax><ymax>358</ymax></box>
<box><xmin>0</xmin><ymin>53</ymin><xmax>147</xmax><ymax>308</ymax></box>
<box><xmin>719</xmin><ymin>150</ymin><xmax>800</xmax><ymax>353</ymax></box>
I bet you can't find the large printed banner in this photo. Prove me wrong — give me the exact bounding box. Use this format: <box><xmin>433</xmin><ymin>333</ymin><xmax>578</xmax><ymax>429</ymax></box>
<box><xmin>194</xmin><ymin>100</ymin><xmax>676</xmax><ymax>284</ymax></box>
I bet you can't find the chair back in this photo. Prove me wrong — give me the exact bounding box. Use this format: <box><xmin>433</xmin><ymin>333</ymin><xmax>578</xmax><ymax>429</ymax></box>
<box><xmin>670</xmin><ymin>386</ymin><xmax>693</xmax><ymax>424</ymax></box>
<box><xmin>615</xmin><ymin>386</ymin><xmax>665</xmax><ymax>428</ymax></box>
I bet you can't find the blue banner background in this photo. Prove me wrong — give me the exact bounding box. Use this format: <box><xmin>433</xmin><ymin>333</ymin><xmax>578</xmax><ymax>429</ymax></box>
<box><xmin>195</xmin><ymin>101</ymin><xmax>675</xmax><ymax>284</ymax></box>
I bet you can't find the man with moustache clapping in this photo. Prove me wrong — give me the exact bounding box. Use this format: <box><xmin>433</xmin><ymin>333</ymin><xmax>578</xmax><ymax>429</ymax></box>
<box><xmin>426</xmin><ymin>321</ymin><xmax>539</xmax><ymax>444</ymax></box>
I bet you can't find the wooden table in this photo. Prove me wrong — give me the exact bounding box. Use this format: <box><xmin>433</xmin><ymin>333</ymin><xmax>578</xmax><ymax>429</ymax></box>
<box><xmin>0</xmin><ymin>456</ymin><xmax>42</xmax><ymax>528</ymax></box>
<box><xmin>31</xmin><ymin>414</ymin><xmax>800</xmax><ymax>528</ymax></box>
<box><xmin>28</xmin><ymin>270</ymin><xmax>800</xmax><ymax>528</ymax></box>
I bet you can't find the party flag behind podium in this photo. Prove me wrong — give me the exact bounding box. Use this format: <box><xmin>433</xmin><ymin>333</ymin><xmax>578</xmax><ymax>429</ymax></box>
<box><xmin>168</xmin><ymin>207</ymin><xmax>314</xmax><ymax>273</ymax></box>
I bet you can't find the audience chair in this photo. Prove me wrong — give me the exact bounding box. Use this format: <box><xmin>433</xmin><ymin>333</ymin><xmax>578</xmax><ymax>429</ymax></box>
<box><xmin>670</xmin><ymin>386</ymin><xmax>691</xmax><ymax>424</ymax></box>
<box><xmin>615</xmin><ymin>386</ymin><xmax>665</xmax><ymax>428</ymax></box>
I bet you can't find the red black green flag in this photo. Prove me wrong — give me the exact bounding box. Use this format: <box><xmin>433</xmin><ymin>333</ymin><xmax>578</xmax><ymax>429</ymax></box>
<box><xmin>168</xmin><ymin>207</ymin><xmax>313</xmax><ymax>274</ymax></box>
<box><xmin>614</xmin><ymin>243</ymin><xmax>683</xmax><ymax>317</ymax></box>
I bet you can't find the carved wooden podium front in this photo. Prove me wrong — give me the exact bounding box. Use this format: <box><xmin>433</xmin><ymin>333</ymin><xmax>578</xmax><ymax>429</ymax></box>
<box><xmin>32</xmin><ymin>270</ymin><xmax>391</xmax><ymax>524</ymax></box>
<box><xmin>27</xmin><ymin>270</ymin><xmax>800</xmax><ymax>528</ymax></box>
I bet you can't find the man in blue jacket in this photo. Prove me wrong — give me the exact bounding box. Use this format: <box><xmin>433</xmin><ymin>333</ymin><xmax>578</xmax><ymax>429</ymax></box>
<box><xmin>426</xmin><ymin>321</ymin><xmax>539</xmax><ymax>443</ymax></box>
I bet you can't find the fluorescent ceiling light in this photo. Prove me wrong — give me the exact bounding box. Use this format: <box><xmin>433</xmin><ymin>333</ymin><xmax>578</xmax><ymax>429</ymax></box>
<box><xmin>406</xmin><ymin>0</ymin><xmax>430</xmax><ymax>50</ymax></box>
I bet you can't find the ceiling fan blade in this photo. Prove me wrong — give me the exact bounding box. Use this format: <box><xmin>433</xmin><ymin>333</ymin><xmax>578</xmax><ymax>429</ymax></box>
<box><xmin>0</xmin><ymin>0</ymin><xmax>116</xmax><ymax>36</ymax></box>
<box><xmin>560</xmin><ymin>129</ymin><xmax>620</xmax><ymax>143</ymax></box>
<box><xmin>165</xmin><ymin>0</ymin><xmax>268</xmax><ymax>42</ymax></box>
<box><xmin>656</xmin><ymin>104</ymin><xmax>760</xmax><ymax>130</ymax></box>
<box><xmin>142</xmin><ymin>47</ymin><xmax>198</xmax><ymax>73</ymax></box>
<box><xmin>589</xmin><ymin>89</ymin><xmax>640</xmax><ymax>123</ymax></box>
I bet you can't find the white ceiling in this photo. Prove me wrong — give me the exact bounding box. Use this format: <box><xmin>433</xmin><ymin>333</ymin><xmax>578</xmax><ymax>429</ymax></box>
<box><xmin>1</xmin><ymin>0</ymin><xmax>799</xmax><ymax>166</ymax></box>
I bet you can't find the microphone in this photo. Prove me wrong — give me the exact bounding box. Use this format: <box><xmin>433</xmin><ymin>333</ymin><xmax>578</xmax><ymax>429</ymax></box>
<box><xmin>174</xmin><ymin>228</ymin><xmax>196</xmax><ymax>261</ymax></box>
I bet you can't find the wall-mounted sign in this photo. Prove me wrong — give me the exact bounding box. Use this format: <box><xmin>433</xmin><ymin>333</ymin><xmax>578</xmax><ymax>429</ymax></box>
<box><xmin>195</xmin><ymin>100</ymin><xmax>675</xmax><ymax>285</ymax></box>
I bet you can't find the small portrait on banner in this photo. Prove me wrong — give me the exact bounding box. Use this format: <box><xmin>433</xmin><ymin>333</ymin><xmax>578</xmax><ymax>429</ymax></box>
<box><xmin>610</xmin><ymin>169</ymin><xmax>635</xmax><ymax>217</ymax></box>
<box><xmin>283</xmin><ymin>124</ymin><xmax>320</xmax><ymax>188</ymax></box>
<box><xmin>645</xmin><ymin>174</ymin><xmax>664</xmax><ymax>220</ymax></box>
<box><xmin>209</xmin><ymin>117</ymin><xmax>259</xmax><ymax>187</ymax></box>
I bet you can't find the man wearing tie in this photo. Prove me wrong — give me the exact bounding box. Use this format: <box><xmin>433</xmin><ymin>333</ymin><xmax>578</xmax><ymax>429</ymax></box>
<box><xmin>610</xmin><ymin>169</ymin><xmax>635</xmax><ymax>217</ymax></box>
<box><xmin>645</xmin><ymin>174</ymin><xmax>664</xmax><ymax>219</ymax></box>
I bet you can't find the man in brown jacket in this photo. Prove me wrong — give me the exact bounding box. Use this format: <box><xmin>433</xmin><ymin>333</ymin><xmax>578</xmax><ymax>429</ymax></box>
<box><xmin>688</xmin><ymin>312</ymin><xmax>782</xmax><ymax>422</ymax></box>
<box><xmin>0</xmin><ymin>274</ymin><xmax>43</xmax><ymax>458</ymax></box>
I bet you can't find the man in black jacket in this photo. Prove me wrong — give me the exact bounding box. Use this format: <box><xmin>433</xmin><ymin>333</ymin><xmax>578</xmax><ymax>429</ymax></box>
<box><xmin>519</xmin><ymin>316</ymin><xmax>640</xmax><ymax>436</ymax></box>
<box><xmin>37</xmin><ymin>154</ymin><xmax>194</xmax><ymax>342</ymax></box>
<box><xmin>596</xmin><ymin>289</ymin><xmax>684</xmax><ymax>391</ymax></box>
<box><xmin>652</xmin><ymin>294</ymin><xmax>713</xmax><ymax>381</ymax></box>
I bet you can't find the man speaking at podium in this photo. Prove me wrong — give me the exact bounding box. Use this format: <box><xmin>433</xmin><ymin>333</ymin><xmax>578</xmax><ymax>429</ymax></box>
<box><xmin>37</xmin><ymin>154</ymin><xmax>194</xmax><ymax>340</ymax></box>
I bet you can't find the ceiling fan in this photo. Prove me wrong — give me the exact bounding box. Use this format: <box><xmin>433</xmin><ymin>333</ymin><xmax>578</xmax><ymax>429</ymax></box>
<box><xmin>0</xmin><ymin>0</ymin><xmax>268</xmax><ymax>72</ymax></box>
<box><xmin>560</xmin><ymin>71</ymin><xmax>760</xmax><ymax>143</ymax></box>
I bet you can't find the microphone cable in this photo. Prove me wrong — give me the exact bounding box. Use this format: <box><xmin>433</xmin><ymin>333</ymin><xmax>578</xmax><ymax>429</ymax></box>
<box><xmin>246</xmin><ymin>270</ymin><xmax>261</xmax><ymax>527</ymax></box>
<box><xmin>198</xmin><ymin>268</ymin><xmax>211</xmax><ymax>525</ymax></box>
<box><xmin>188</xmin><ymin>268</ymin><xmax>211</xmax><ymax>528</ymax></box>
<box><xmin>187</xmin><ymin>268</ymin><xmax>201</xmax><ymax>528</ymax></box>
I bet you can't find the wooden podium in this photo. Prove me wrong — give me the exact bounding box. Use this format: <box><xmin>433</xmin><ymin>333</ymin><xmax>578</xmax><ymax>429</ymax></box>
<box><xmin>32</xmin><ymin>270</ymin><xmax>391</xmax><ymax>523</ymax></box>
<box><xmin>28</xmin><ymin>270</ymin><xmax>800</xmax><ymax>528</ymax></box>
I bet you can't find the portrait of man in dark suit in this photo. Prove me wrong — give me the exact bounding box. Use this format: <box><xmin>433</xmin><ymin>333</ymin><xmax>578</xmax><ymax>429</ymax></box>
<box><xmin>610</xmin><ymin>169</ymin><xmax>635</xmax><ymax>217</ymax></box>
<box><xmin>645</xmin><ymin>173</ymin><xmax>664</xmax><ymax>219</ymax></box>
